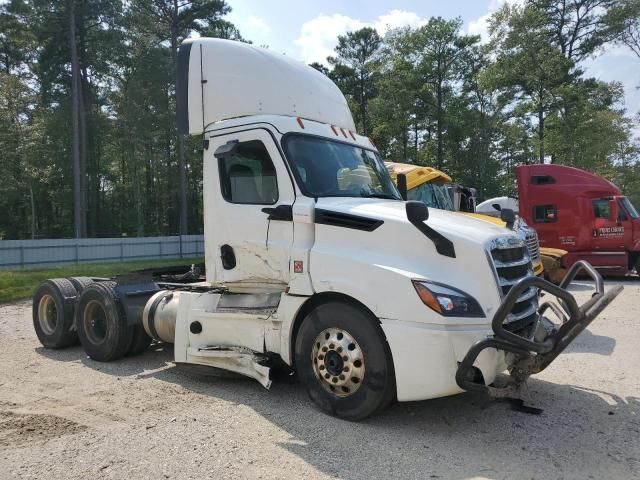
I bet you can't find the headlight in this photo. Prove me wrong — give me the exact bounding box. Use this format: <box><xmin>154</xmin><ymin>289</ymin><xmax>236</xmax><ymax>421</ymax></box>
<box><xmin>412</xmin><ymin>280</ymin><xmax>485</xmax><ymax>317</ymax></box>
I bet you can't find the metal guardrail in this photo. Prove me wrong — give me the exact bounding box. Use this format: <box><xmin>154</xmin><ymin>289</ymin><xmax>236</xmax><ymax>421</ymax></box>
<box><xmin>0</xmin><ymin>235</ymin><xmax>204</xmax><ymax>269</ymax></box>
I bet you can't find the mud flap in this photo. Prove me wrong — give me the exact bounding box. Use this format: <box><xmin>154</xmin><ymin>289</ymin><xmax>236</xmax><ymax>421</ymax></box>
<box><xmin>456</xmin><ymin>260</ymin><xmax>623</xmax><ymax>398</ymax></box>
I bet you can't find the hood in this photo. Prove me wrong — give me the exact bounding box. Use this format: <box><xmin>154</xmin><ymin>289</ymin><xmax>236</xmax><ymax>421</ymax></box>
<box><xmin>312</xmin><ymin>197</ymin><xmax>522</xmax><ymax>321</ymax></box>
<box><xmin>315</xmin><ymin>197</ymin><xmax>511</xmax><ymax>246</ymax></box>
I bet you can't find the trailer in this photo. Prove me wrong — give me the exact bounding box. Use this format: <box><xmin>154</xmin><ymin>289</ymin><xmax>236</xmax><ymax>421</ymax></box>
<box><xmin>32</xmin><ymin>38</ymin><xmax>622</xmax><ymax>420</ymax></box>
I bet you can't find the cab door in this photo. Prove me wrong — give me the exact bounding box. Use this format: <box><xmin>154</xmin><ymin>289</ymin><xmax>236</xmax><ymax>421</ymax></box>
<box><xmin>203</xmin><ymin>129</ymin><xmax>295</xmax><ymax>291</ymax></box>
<box><xmin>591</xmin><ymin>198</ymin><xmax>626</xmax><ymax>251</ymax></box>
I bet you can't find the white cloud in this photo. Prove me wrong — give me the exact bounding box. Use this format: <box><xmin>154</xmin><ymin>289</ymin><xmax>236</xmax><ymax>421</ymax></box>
<box><xmin>467</xmin><ymin>12</ymin><xmax>492</xmax><ymax>42</ymax></box>
<box><xmin>467</xmin><ymin>0</ymin><xmax>522</xmax><ymax>42</ymax></box>
<box><xmin>226</xmin><ymin>12</ymin><xmax>272</xmax><ymax>46</ymax></box>
<box><xmin>246</xmin><ymin>15</ymin><xmax>271</xmax><ymax>36</ymax></box>
<box><xmin>294</xmin><ymin>10</ymin><xmax>428</xmax><ymax>65</ymax></box>
<box><xmin>373</xmin><ymin>10</ymin><xmax>426</xmax><ymax>34</ymax></box>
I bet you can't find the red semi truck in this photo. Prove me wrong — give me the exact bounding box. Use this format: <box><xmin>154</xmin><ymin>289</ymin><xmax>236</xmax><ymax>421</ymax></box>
<box><xmin>516</xmin><ymin>164</ymin><xmax>640</xmax><ymax>276</ymax></box>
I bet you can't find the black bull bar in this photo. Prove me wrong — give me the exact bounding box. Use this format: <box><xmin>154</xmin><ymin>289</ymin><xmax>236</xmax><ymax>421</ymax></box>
<box><xmin>455</xmin><ymin>260</ymin><xmax>623</xmax><ymax>396</ymax></box>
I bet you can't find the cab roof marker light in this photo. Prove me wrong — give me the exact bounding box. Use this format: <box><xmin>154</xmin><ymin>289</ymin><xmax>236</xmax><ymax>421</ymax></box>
<box><xmin>296</xmin><ymin>117</ymin><xmax>305</xmax><ymax>129</ymax></box>
<box><xmin>368</xmin><ymin>137</ymin><xmax>376</xmax><ymax>148</ymax></box>
<box><xmin>340</xmin><ymin>128</ymin><xmax>348</xmax><ymax>138</ymax></box>
<box><xmin>330</xmin><ymin>125</ymin><xmax>339</xmax><ymax>136</ymax></box>
<box><xmin>349</xmin><ymin>130</ymin><xmax>356</xmax><ymax>140</ymax></box>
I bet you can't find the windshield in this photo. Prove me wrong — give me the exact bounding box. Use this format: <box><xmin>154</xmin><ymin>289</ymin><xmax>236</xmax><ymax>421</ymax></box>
<box><xmin>407</xmin><ymin>182</ymin><xmax>454</xmax><ymax>211</ymax></box>
<box><xmin>283</xmin><ymin>135</ymin><xmax>401</xmax><ymax>200</ymax></box>
<box><xmin>621</xmin><ymin>197</ymin><xmax>639</xmax><ymax>219</ymax></box>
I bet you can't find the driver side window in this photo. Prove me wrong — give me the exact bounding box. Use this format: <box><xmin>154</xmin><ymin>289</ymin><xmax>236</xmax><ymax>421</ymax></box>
<box><xmin>592</xmin><ymin>199</ymin><xmax>610</xmax><ymax>219</ymax></box>
<box><xmin>218</xmin><ymin>140</ymin><xmax>278</xmax><ymax>205</ymax></box>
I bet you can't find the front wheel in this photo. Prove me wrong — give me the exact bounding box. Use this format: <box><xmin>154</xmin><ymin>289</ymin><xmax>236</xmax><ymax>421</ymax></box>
<box><xmin>294</xmin><ymin>301</ymin><xmax>395</xmax><ymax>421</ymax></box>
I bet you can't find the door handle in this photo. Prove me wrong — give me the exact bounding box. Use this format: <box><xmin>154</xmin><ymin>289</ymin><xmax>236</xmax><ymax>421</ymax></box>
<box><xmin>262</xmin><ymin>204</ymin><xmax>293</xmax><ymax>221</ymax></box>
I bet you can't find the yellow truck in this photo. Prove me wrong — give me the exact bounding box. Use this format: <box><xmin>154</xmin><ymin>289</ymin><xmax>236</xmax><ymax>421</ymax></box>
<box><xmin>385</xmin><ymin>161</ymin><xmax>545</xmax><ymax>276</ymax></box>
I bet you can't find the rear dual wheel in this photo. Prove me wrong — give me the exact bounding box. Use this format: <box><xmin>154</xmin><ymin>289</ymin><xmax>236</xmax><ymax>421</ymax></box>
<box><xmin>32</xmin><ymin>278</ymin><xmax>79</xmax><ymax>349</ymax></box>
<box><xmin>295</xmin><ymin>301</ymin><xmax>396</xmax><ymax>421</ymax></box>
<box><xmin>76</xmin><ymin>282</ymin><xmax>151</xmax><ymax>361</ymax></box>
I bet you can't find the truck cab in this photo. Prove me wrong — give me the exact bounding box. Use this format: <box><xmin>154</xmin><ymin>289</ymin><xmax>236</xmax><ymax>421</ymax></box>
<box><xmin>31</xmin><ymin>38</ymin><xmax>622</xmax><ymax>421</ymax></box>
<box><xmin>516</xmin><ymin>164</ymin><xmax>640</xmax><ymax>275</ymax></box>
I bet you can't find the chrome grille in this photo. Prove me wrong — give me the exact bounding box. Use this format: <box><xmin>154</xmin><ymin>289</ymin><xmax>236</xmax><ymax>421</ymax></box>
<box><xmin>489</xmin><ymin>237</ymin><xmax>538</xmax><ymax>335</ymax></box>
<box><xmin>524</xmin><ymin>229</ymin><xmax>541</xmax><ymax>264</ymax></box>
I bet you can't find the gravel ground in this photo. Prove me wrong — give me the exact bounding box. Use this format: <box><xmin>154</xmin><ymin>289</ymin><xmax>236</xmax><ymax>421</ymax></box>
<box><xmin>0</xmin><ymin>279</ymin><xmax>639</xmax><ymax>480</ymax></box>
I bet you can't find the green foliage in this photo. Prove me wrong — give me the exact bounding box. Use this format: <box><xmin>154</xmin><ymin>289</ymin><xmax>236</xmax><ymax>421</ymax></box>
<box><xmin>0</xmin><ymin>1</ymin><xmax>638</xmax><ymax>239</ymax></box>
<box><xmin>607</xmin><ymin>0</ymin><xmax>640</xmax><ymax>58</ymax></box>
<box><xmin>0</xmin><ymin>0</ymin><xmax>241</xmax><ymax>239</ymax></box>
<box><xmin>318</xmin><ymin>3</ymin><xmax>639</xmax><ymax>203</ymax></box>
<box><xmin>328</xmin><ymin>27</ymin><xmax>382</xmax><ymax>135</ymax></box>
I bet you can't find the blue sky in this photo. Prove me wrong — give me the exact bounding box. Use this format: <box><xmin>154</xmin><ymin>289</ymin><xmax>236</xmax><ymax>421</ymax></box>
<box><xmin>226</xmin><ymin>0</ymin><xmax>639</xmax><ymax>129</ymax></box>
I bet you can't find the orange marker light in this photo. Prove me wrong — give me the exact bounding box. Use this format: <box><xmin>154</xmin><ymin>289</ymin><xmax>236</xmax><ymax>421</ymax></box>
<box><xmin>340</xmin><ymin>128</ymin><xmax>348</xmax><ymax>138</ymax></box>
<box><xmin>349</xmin><ymin>130</ymin><xmax>356</xmax><ymax>140</ymax></box>
<box><xmin>330</xmin><ymin>125</ymin><xmax>339</xmax><ymax>136</ymax></box>
<box><xmin>412</xmin><ymin>281</ymin><xmax>442</xmax><ymax>314</ymax></box>
<box><xmin>296</xmin><ymin>117</ymin><xmax>305</xmax><ymax>129</ymax></box>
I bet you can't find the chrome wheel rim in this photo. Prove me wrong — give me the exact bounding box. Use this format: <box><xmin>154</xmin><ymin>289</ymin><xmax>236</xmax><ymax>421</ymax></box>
<box><xmin>311</xmin><ymin>328</ymin><xmax>365</xmax><ymax>397</ymax></box>
<box><xmin>83</xmin><ymin>300</ymin><xmax>108</xmax><ymax>345</ymax></box>
<box><xmin>38</xmin><ymin>294</ymin><xmax>57</xmax><ymax>335</ymax></box>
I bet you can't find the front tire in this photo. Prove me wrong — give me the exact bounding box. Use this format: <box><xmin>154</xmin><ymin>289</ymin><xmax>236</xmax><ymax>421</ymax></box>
<box><xmin>294</xmin><ymin>301</ymin><xmax>395</xmax><ymax>421</ymax></box>
<box><xmin>76</xmin><ymin>282</ymin><xmax>132</xmax><ymax>362</ymax></box>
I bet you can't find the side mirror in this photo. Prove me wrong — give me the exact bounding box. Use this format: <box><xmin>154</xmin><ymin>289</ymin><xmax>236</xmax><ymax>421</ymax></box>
<box><xmin>406</xmin><ymin>200</ymin><xmax>429</xmax><ymax>223</ymax></box>
<box><xmin>609</xmin><ymin>199</ymin><xmax>619</xmax><ymax>222</ymax></box>
<box><xmin>500</xmin><ymin>208</ymin><xmax>516</xmax><ymax>230</ymax></box>
<box><xmin>397</xmin><ymin>173</ymin><xmax>408</xmax><ymax>201</ymax></box>
<box><xmin>214</xmin><ymin>140</ymin><xmax>239</xmax><ymax>159</ymax></box>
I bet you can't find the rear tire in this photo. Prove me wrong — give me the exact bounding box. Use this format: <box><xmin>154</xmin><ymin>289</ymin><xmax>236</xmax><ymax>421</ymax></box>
<box><xmin>32</xmin><ymin>278</ymin><xmax>79</xmax><ymax>349</ymax></box>
<box><xmin>294</xmin><ymin>301</ymin><xmax>396</xmax><ymax>421</ymax></box>
<box><xmin>76</xmin><ymin>281</ymin><xmax>132</xmax><ymax>362</ymax></box>
<box><xmin>126</xmin><ymin>325</ymin><xmax>152</xmax><ymax>357</ymax></box>
<box><xmin>68</xmin><ymin>276</ymin><xmax>95</xmax><ymax>293</ymax></box>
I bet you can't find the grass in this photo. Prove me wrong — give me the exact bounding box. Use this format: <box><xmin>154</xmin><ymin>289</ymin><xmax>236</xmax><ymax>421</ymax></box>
<box><xmin>0</xmin><ymin>257</ymin><xmax>203</xmax><ymax>304</ymax></box>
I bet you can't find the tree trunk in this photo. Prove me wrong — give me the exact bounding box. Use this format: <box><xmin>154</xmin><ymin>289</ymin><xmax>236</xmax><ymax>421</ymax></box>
<box><xmin>68</xmin><ymin>0</ymin><xmax>85</xmax><ymax>238</ymax></box>
<box><xmin>413</xmin><ymin>115</ymin><xmax>418</xmax><ymax>163</ymax></box>
<box><xmin>29</xmin><ymin>184</ymin><xmax>36</xmax><ymax>239</ymax></box>
<box><xmin>172</xmin><ymin>0</ymin><xmax>188</xmax><ymax>236</ymax></box>
<box><xmin>436</xmin><ymin>78</ymin><xmax>443</xmax><ymax>170</ymax></box>
<box><xmin>360</xmin><ymin>72</ymin><xmax>367</xmax><ymax>135</ymax></box>
<box><xmin>538</xmin><ymin>106</ymin><xmax>545</xmax><ymax>164</ymax></box>
<box><xmin>78</xmin><ymin>0</ymin><xmax>88</xmax><ymax>236</ymax></box>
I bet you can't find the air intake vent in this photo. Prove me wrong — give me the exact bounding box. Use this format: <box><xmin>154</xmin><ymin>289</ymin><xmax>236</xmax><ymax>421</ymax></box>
<box><xmin>314</xmin><ymin>209</ymin><xmax>383</xmax><ymax>232</ymax></box>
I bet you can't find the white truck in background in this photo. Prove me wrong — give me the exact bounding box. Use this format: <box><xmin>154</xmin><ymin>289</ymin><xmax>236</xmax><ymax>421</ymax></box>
<box><xmin>32</xmin><ymin>38</ymin><xmax>621</xmax><ymax>420</ymax></box>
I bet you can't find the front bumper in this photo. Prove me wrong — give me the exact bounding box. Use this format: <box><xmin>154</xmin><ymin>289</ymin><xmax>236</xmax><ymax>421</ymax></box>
<box><xmin>456</xmin><ymin>260</ymin><xmax>623</xmax><ymax>396</ymax></box>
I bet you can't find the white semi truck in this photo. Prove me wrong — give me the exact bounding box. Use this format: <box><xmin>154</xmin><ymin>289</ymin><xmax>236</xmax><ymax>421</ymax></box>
<box><xmin>32</xmin><ymin>39</ymin><xmax>622</xmax><ymax>420</ymax></box>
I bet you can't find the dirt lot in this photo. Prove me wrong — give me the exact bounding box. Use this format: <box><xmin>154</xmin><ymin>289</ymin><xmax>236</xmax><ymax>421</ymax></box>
<box><xmin>0</xmin><ymin>280</ymin><xmax>639</xmax><ymax>480</ymax></box>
